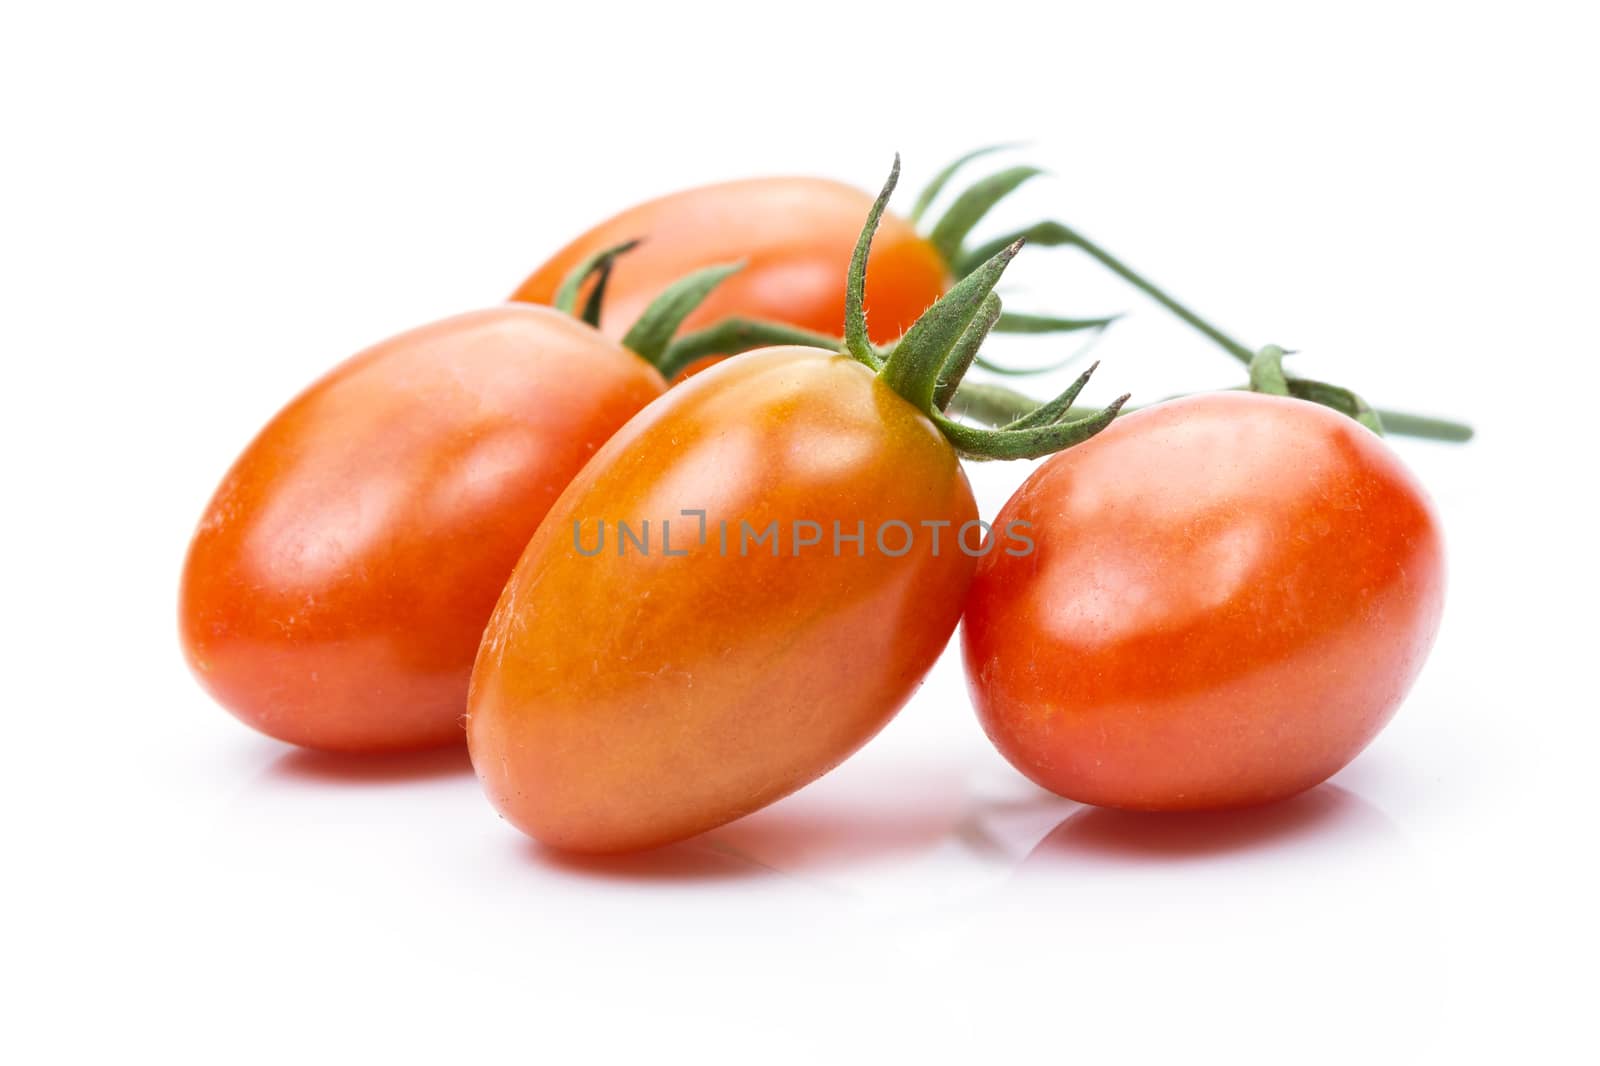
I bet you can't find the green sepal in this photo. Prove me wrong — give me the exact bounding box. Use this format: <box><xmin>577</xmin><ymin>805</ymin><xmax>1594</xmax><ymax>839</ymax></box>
<box><xmin>580</xmin><ymin>265</ymin><xmax>618</xmax><ymax>328</ymax></box>
<box><xmin>942</xmin><ymin>381</ymin><xmax>1050</xmax><ymax>426</ymax></box>
<box><xmin>999</xmin><ymin>362</ymin><xmax>1101</xmax><ymax>430</ymax></box>
<box><xmin>927</xmin><ymin>165</ymin><xmax>1045</xmax><ymax>265</ymax></box>
<box><xmin>656</xmin><ymin>318</ymin><xmax>842</xmax><ymax>380</ymax></box>
<box><xmin>620</xmin><ymin>261</ymin><xmax>743</xmax><ymax>372</ymax></box>
<box><xmin>880</xmin><ymin>238</ymin><xmax>1023</xmax><ymax>411</ymax></box>
<box><xmin>909</xmin><ymin>143</ymin><xmax>1022</xmax><ymax>225</ymax></box>
<box><xmin>992</xmin><ymin>310</ymin><xmax>1120</xmax><ymax>335</ymax></box>
<box><xmin>553</xmin><ymin>239</ymin><xmax>641</xmax><ymax>324</ymax></box>
<box><xmin>933</xmin><ymin>292</ymin><xmax>1001</xmax><ymax>411</ymax></box>
<box><xmin>975</xmin><ymin>350</ymin><xmax>1091</xmax><ymax>377</ymax></box>
<box><xmin>844</xmin><ymin>154</ymin><xmax>900</xmax><ymax>366</ymax></box>
<box><xmin>954</xmin><ymin>220</ymin><xmax>1076</xmax><ymax>277</ymax></box>
<box><xmin>973</xmin><ymin>316</ymin><xmax>1115</xmax><ymax>377</ymax></box>
<box><xmin>932</xmin><ymin>393</ymin><xmax>1129</xmax><ymax>461</ymax></box>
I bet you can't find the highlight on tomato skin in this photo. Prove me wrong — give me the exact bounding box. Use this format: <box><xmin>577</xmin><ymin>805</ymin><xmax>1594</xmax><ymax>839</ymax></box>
<box><xmin>512</xmin><ymin>176</ymin><xmax>951</xmax><ymax>346</ymax></box>
<box><xmin>960</xmin><ymin>391</ymin><xmax>1447</xmax><ymax>812</ymax></box>
<box><xmin>178</xmin><ymin>306</ymin><xmax>668</xmax><ymax>754</ymax></box>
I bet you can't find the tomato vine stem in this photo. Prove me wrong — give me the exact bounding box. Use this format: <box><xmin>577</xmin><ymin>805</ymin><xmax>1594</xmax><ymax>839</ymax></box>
<box><xmin>1061</xmin><ymin>223</ymin><xmax>1256</xmax><ymax>364</ymax></box>
<box><xmin>917</xmin><ymin>146</ymin><xmax>1474</xmax><ymax>442</ymax></box>
<box><xmin>881</xmin><ymin>239</ymin><xmax>1021</xmax><ymax>410</ymax></box>
<box><xmin>948</xmin><ymin>380</ymin><xmax>1472</xmax><ymax>442</ymax></box>
<box><xmin>955</xmin><ymin>218</ymin><xmax>1258</xmax><ymax>362</ymax></box>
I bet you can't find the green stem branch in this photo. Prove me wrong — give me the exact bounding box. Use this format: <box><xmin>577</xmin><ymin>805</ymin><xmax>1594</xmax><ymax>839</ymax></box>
<box><xmin>1063</xmin><ymin>226</ymin><xmax>1255</xmax><ymax>365</ymax></box>
<box><xmin>656</xmin><ymin>319</ymin><xmax>841</xmax><ymax>380</ymax></box>
<box><xmin>948</xmin><ymin>381</ymin><xmax>1474</xmax><ymax>442</ymax></box>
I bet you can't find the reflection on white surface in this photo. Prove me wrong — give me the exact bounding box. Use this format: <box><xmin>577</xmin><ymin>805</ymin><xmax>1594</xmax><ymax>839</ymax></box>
<box><xmin>177</xmin><ymin>726</ymin><xmax>1450</xmax><ymax>1062</ymax></box>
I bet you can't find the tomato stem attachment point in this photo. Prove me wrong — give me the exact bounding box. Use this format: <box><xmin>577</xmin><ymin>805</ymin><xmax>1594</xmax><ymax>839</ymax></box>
<box><xmin>1249</xmin><ymin>344</ymin><xmax>1293</xmax><ymax>396</ymax></box>
<box><xmin>849</xmin><ymin>157</ymin><xmax>1129</xmax><ymax>462</ymax></box>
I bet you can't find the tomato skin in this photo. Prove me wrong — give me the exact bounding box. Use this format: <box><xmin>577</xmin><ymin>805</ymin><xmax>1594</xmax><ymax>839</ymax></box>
<box><xmin>512</xmin><ymin>177</ymin><xmax>949</xmax><ymax>346</ymax></box>
<box><xmin>180</xmin><ymin>306</ymin><xmax>666</xmax><ymax>753</ymax></box>
<box><xmin>962</xmin><ymin>392</ymin><xmax>1446</xmax><ymax>810</ymax></box>
<box><xmin>467</xmin><ymin>347</ymin><xmax>978</xmax><ymax>852</ymax></box>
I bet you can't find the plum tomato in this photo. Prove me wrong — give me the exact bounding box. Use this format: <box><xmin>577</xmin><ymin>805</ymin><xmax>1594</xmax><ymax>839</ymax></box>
<box><xmin>961</xmin><ymin>391</ymin><xmax>1446</xmax><ymax>811</ymax></box>
<box><xmin>180</xmin><ymin>306</ymin><xmax>667</xmax><ymax>753</ymax></box>
<box><xmin>467</xmin><ymin>347</ymin><xmax>981</xmax><ymax>852</ymax></box>
<box><xmin>512</xmin><ymin>177</ymin><xmax>949</xmax><ymax>348</ymax></box>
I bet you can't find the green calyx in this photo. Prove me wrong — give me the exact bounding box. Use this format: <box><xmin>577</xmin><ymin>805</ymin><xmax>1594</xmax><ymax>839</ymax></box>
<box><xmin>1252</xmin><ymin>345</ymin><xmax>1383</xmax><ymax>434</ymax></box>
<box><xmin>914</xmin><ymin>145</ymin><xmax>1474</xmax><ymax>443</ymax></box>
<box><xmin>849</xmin><ymin>156</ymin><xmax>1129</xmax><ymax>462</ymax></box>
<box><xmin>1248</xmin><ymin>344</ymin><xmax>1294</xmax><ymax>397</ymax></box>
<box><xmin>553</xmin><ymin>243</ymin><xmax>744</xmax><ymax>375</ymax></box>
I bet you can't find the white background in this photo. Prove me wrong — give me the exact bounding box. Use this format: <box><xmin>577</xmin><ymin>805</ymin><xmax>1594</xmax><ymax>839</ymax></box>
<box><xmin>4</xmin><ymin>2</ymin><xmax>1596</xmax><ymax>1062</ymax></box>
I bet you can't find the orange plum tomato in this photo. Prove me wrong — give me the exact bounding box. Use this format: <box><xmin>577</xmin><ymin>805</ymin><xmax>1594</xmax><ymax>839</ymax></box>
<box><xmin>180</xmin><ymin>306</ymin><xmax>666</xmax><ymax>753</ymax></box>
<box><xmin>961</xmin><ymin>392</ymin><xmax>1446</xmax><ymax>811</ymax></box>
<box><xmin>512</xmin><ymin>177</ymin><xmax>949</xmax><ymax>350</ymax></box>
<box><xmin>467</xmin><ymin>347</ymin><xmax>979</xmax><ymax>853</ymax></box>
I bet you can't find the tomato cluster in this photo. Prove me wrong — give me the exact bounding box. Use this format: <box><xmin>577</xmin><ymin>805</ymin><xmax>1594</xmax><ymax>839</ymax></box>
<box><xmin>181</xmin><ymin>151</ymin><xmax>1454</xmax><ymax>853</ymax></box>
